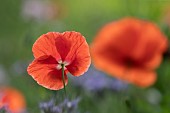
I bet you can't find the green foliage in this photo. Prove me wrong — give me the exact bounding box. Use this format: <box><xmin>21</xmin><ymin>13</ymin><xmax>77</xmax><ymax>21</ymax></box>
<box><xmin>0</xmin><ymin>0</ymin><xmax>170</xmax><ymax>113</ymax></box>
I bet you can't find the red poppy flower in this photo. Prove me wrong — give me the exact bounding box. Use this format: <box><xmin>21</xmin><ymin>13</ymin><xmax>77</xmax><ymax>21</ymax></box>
<box><xmin>27</xmin><ymin>31</ymin><xmax>91</xmax><ymax>90</ymax></box>
<box><xmin>91</xmin><ymin>18</ymin><xmax>167</xmax><ymax>87</ymax></box>
<box><xmin>0</xmin><ymin>87</ymin><xmax>26</xmax><ymax>113</ymax></box>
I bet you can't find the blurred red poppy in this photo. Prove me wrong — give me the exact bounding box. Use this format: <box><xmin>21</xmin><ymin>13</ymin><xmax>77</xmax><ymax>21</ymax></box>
<box><xmin>27</xmin><ymin>31</ymin><xmax>91</xmax><ymax>90</ymax></box>
<box><xmin>91</xmin><ymin>18</ymin><xmax>167</xmax><ymax>87</ymax></box>
<box><xmin>0</xmin><ymin>87</ymin><xmax>26</xmax><ymax>113</ymax></box>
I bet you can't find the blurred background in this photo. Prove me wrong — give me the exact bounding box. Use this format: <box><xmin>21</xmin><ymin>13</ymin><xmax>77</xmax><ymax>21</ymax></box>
<box><xmin>0</xmin><ymin>0</ymin><xmax>170</xmax><ymax>113</ymax></box>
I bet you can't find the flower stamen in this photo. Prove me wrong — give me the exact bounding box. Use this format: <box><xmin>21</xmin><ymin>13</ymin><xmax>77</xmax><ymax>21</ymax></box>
<box><xmin>56</xmin><ymin>60</ymin><xmax>70</xmax><ymax>70</ymax></box>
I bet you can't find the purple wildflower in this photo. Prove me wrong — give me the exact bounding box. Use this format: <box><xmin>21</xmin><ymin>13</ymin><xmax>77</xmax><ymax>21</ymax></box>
<box><xmin>10</xmin><ymin>61</ymin><xmax>28</xmax><ymax>75</ymax></box>
<box><xmin>70</xmin><ymin>65</ymin><xmax>128</xmax><ymax>92</ymax></box>
<box><xmin>0</xmin><ymin>106</ymin><xmax>7</xmax><ymax>113</ymax></box>
<box><xmin>39</xmin><ymin>98</ymin><xmax>81</xmax><ymax>113</ymax></box>
<box><xmin>21</xmin><ymin>0</ymin><xmax>59</xmax><ymax>22</ymax></box>
<box><xmin>0</xmin><ymin>65</ymin><xmax>8</xmax><ymax>85</ymax></box>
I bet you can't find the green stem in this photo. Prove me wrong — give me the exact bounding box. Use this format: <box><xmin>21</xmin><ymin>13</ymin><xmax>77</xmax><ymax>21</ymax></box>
<box><xmin>124</xmin><ymin>97</ymin><xmax>136</xmax><ymax>113</ymax></box>
<box><xmin>61</xmin><ymin>64</ymin><xmax>67</xmax><ymax>97</ymax></box>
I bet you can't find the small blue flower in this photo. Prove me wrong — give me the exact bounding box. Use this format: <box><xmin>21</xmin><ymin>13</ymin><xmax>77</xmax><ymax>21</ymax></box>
<box><xmin>39</xmin><ymin>97</ymin><xmax>81</xmax><ymax>113</ymax></box>
<box><xmin>70</xmin><ymin>65</ymin><xmax>128</xmax><ymax>92</ymax></box>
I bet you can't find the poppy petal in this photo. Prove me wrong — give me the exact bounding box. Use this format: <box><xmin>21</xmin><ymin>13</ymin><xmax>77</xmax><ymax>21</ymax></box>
<box><xmin>32</xmin><ymin>32</ymin><xmax>61</xmax><ymax>61</ymax></box>
<box><xmin>27</xmin><ymin>55</ymin><xmax>68</xmax><ymax>90</ymax></box>
<box><xmin>123</xmin><ymin>68</ymin><xmax>156</xmax><ymax>87</ymax></box>
<box><xmin>91</xmin><ymin>49</ymin><xmax>126</xmax><ymax>78</ymax></box>
<box><xmin>54</xmin><ymin>32</ymin><xmax>73</xmax><ymax>61</ymax></box>
<box><xmin>143</xmin><ymin>55</ymin><xmax>162</xmax><ymax>70</ymax></box>
<box><xmin>91</xmin><ymin>18</ymin><xmax>167</xmax><ymax>87</ymax></box>
<box><xmin>56</xmin><ymin>32</ymin><xmax>91</xmax><ymax>76</ymax></box>
<box><xmin>0</xmin><ymin>88</ymin><xmax>26</xmax><ymax>113</ymax></box>
<box><xmin>130</xmin><ymin>22</ymin><xmax>167</xmax><ymax>66</ymax></box>
<box><xmin>92</xmin><ymin>53</ymin><xmax>156</xmax><ymax>87</ymax></box>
